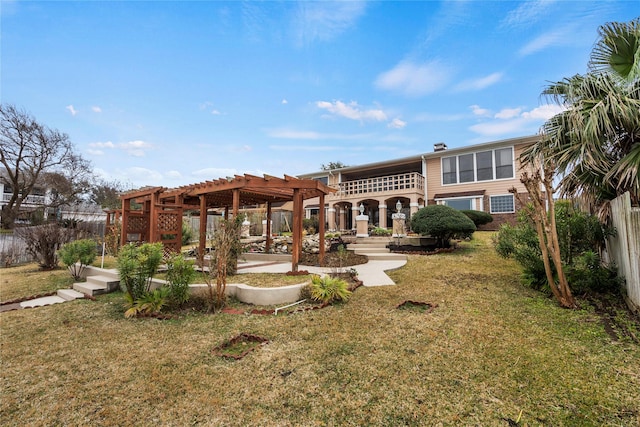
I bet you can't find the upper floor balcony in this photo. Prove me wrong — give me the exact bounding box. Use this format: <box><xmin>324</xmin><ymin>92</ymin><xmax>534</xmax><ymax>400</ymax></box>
<box><xmin>330</xmin><ymin>172</ymin><xmax>424</xmax><ymax>199</ymax></box>
<box><xmin>2</xmin><ymin>193</ymin><xmax>46</xmax><ymax>205</ymax></box>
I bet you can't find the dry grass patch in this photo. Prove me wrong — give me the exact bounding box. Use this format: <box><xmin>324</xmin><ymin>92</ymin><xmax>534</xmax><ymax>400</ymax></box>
<box><xmin>1</xmin><ymin>232</ymin><xmax>639</xmax><ymax>426</ymax></box>
<box><xmin>0</xmin><ymin>264</ymin><xmax>73</xmax><ymax>302</ymax></box>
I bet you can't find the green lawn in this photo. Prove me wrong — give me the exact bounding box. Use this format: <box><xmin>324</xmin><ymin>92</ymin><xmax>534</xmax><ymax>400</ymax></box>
<box><xmin>1</xmin><ymin>232</ymin><xmax>639</xmax><ymax>426</ymax></box>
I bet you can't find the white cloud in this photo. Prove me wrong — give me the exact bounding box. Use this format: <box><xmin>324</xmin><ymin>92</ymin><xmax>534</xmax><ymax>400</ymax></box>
<box><xmin>122</xmin><ymin>167</ymin><xmax>163</xmax><ymax>184</ymax></box>
<box><xmin>66</xmin><ymin>105</ymin><xmax>78</xmax><ymax>116</ymax></box>
<box><xmin>87</xmin><ymin>149</ymin><xmax>104</xmax><ymax>156</ymax></box>
<box><xmin>293</xmin><ymin>1</ymin><xmax>366</xmax><ymax>46</ymax></box>
<box><xmin>91</xmin><ymin>106</ymin><xmax>102</xmax><ymax>113</ymax></box>
<box><xmin>519</xmin><ymin>29</ymin><xmax>565</xmax><ymax>56</ymax></box>
<box><xmin>501</xmin><ymin>0</ymin><xmax>556</xmax><ymax>28</ymax></box>
<box><xmin>454</xmin><ymin>72</ymin><xmax>503</xmax><ymax>92</ymax></box>
<box><xmin>282</xmin><ymin>99</ymin><xmax>288</xmax><ymax>104</ymax></box>
<box><xmin>375</xmin><ymin>60</ymin><xmax>451</xmax><ymax>97</ymax></box>
<box><xmin>165</xmin><ymin>170</ymin><xmax>182</xmax><ymax>179</ymax></box>
<box><xmin>89</xmin><ymin>141</ymin><xmax>116</xmax><ymax>149</ymax></box>
<box><xmin>469</xmin><ymin>105</ymin><xmax>491</xmax><ymax>117</ymax></box>
<box><xmin>88</xmin><ymin>140</ymin><xmax>153</xmax><ymax>157</ymax></box>
<box><xmin>470</xmin><ymin>119</ymin><xmax>529</xmax><ymax>136</ymax></box>
<box><xmin>388</xmin><ymin>118</ymin><xmax>407</xmax><ymax>129</ymax></box>
<box><xmin>469</xmin><ymin>103</ymin><xmax>565</xmax><ymax>137</ymax></box>
<box><xmin>495</xmin><ymin>108</ymin><xmax>522</xmax><ymax>119</ymax></box>
<box><xmin>316</xmin><ymin>100</ymin><xmax>387</xmax><ymax>122</ymax></box>
<box><xmin>211</xmin><ymin>110</ymin><xmax>221</xmax><ymax>115</ymax></box>
<box><xmin>121</xmin><ymin>140</ymin><xmax>152</xmax><ymax>157</ymax></box>
<box><xmin>522</xmin><ymin>103</ymin><xmax>566</xmax><ymax>120</ymax></box>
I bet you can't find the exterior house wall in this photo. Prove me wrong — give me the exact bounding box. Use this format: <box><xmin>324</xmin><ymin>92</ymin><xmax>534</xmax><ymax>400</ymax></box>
<box><xmin>299</xmin><ymin>136</ymin><xmax>538</xmax><ymax>231</ymax></box>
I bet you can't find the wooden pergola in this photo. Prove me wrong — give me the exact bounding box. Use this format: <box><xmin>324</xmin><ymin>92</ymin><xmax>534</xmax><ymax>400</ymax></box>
<box><xmin>119</xmin><ymin>174</ymin><xmax>335</xmax><ymax>271</ymax></box>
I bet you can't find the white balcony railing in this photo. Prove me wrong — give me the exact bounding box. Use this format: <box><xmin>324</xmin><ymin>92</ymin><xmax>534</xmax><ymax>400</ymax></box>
<box><xmin>333</xmin><ymin>172</ymin><xmax>424</xmax><ymax>197</ymax></box>
<box><xmin>2</xmin><ymin>193</ymin><xmax>46</xmax><ymax>205</ymax></box>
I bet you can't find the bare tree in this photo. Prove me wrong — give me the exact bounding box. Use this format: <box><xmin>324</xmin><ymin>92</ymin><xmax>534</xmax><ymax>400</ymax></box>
<box><xmin>0</xmin><ymin>104</ymin><xmax>93</xmax><ymax>229</ymax></box>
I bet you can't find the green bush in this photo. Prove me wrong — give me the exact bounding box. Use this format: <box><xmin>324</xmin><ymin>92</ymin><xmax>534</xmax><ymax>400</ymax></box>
<box><xmin>58</xmin><ymin>239</ymin><xmax>97</xmax><ymax>280</ymax></box>
<box><xmin>303</xmin><ymin>217</ymin><xmax>319</xmax><ymax>234</ymax></box>
<box><xmin>461</xmin><ymin>210</ymin><xmax>493</xmax><ymax>227</ymax></box>
<box><xmin>165</xmin><ymin>253</ymin><xmax>196</xmax><ymax>306</ymax></box>
<box><xmin>117</xmin><ymin>242</ymin><xmax>164</xmax><ymax>301</ymax></box>
<box><xmin>310</xmin><ymin>275</ymin><xmax>351</xmax><ymax>304</ymax></box>
<box><xmin>493</xmin><ymin>201</ymin><xmax>619</xmax><ymax>294</ymax></box>
<box><xmin>410</xmin><ymin>205</ymin><xmax>476</xmax><ymax>248</ymax></box>
<box><xmin>370</xmin><ymin>227</ymin><xmax>391</xmax><ymax>236</ymax></box>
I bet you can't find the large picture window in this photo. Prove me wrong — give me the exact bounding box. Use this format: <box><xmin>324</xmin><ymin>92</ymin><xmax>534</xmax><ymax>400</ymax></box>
<box><xmin>490</xmin><ymin>194</ymin><xmax>515</xmax><ymax>213</ymax></box>
<box><xmin>443</xmin><ymin>198</ymin><xmax>473</xmax><ymax>210</ymax></box>
<box><xmin>441</xmin><ymin>147</ymin><xmax>514</xmax><ymax>184</ymax></box>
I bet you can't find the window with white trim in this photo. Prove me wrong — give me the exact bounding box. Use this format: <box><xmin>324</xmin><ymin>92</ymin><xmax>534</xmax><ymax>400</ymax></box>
<box><xmin>459</xmin><ymin>154</ymin><xmax>474</xmax><ymax>183</ymax></box>
<box><xmin>495</xmin><ymin>148</ymin><xmax>514</xmax><ymax>179</ymax></box>
<box><xmin>490</xmin><ymin>194</ymin><xmax>515</xmax><ymax>213</ymax></box>
<box><xmin>442</xmin><ymin>157</ymin><xmax>457</xmax><ymax>184</ymax></box>
<box><xmin>476</xmin><ymin>150</ymin><xmax>493</xmax><ymax>181</ymax></box>
<box><xmin>443</xmin><ymin>198</ymin><xmax>473</xmax><ymax>210</ymax></box>
<box><xmin>441</xmin><ymin>146</ymin><xmax>514</xmax><ymax>185</ymax></box>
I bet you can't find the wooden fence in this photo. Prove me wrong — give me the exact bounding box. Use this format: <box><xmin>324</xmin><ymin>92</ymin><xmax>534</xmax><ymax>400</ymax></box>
<box><xmin>607</xmin><ymin>192</ymin><xmax>640</xmax><ymax>312</ymax></box>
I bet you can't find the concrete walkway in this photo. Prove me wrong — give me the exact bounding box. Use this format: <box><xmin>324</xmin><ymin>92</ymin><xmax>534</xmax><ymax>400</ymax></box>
<box><xmin>237</xmin><ymin>258</ymin><xmax>407</xmax><ymax>286</ymax></box>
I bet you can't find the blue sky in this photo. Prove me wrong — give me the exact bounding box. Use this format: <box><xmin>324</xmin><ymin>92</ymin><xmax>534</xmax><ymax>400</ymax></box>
<box><xmin>2</xmin><ymin>1</ymin><xmax>638</xmax><ymax>189</ymax></box>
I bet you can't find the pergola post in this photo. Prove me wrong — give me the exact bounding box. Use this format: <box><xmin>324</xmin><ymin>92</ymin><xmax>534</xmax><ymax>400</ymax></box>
<box><xmin>120</xmin><ymin>198</ymin><xmax>129</xmax><ymax>246</ymax></box>
<box><xmin>198</xmin><ymin>195</ymin><xmax>207</xmax><ymax>265</ymax></box>
<box><xmin>149</xmin><ymin>190</ymin><xmax>158</xmax><ymax>243</ymax></box>
<box><xmin>265</xmin><ymin>201</ymin><xmax>272</xmax><ymax>253</ymax></box>
<box><xmin>291</xmin><ymin>188</ymin><xmax>302</xmax><ymax>272</ymax></box>
<box><xmin>318</xmin><ymin>193</ymin><xmax>326</xmax><ymax>265</ymax></box>
<box><xmin>232</xmin><ymin>189</ymin><xmax>240</xmax><ymax>216</ymax></box>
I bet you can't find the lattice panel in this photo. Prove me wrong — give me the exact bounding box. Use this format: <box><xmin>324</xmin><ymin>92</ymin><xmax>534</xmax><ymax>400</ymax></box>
<box><xmin>128</xmin><ymin>215</ymin><xmax>149</xmax><ymax>233</ymax></box>
<box><xmin>163</xmin><ymin>241</ymin><xmax>181</xmax><ymax>254</ymax></box>
<box><xmin>158</xmin><ymin>212</ymin><xmax>180</xmax><ymax>233</ymax></box>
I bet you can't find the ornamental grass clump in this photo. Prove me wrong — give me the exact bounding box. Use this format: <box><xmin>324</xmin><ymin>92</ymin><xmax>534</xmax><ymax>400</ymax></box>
<box><xmin>310</xmin><ymin>274</ymin><xmax>351</xmax><ymax>304</ymax></box>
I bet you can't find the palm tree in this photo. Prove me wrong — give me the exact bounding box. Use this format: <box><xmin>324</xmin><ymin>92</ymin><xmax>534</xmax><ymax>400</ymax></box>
<box><xmin>523</xmin><ymin>19</ymin><xmax>640</xmax><ymax>219</ymax></box>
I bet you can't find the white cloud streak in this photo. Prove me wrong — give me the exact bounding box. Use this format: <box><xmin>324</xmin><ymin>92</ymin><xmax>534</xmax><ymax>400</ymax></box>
<box><xmin>293</xmin><ymin>1</ymin><xmax>366</xmax><ymax>46</ymax></box>
<box><xmin>316</xmin><ymin>100</ymin><xmax>387</xmax><ymax>122</ymax></box>
<box><xmin>66</xmin><ymin>105</ymin><xmax>78</xmax><ymax>116</ymax></box>
<box><xmin>375</xmin><ymin>60</ymin><xmax>451</xmax><ymax>97</ymax></box>
<box><xmin>454</xmin><ymin>72</ymin><xmax>504</xmax><ymax>92</ymax></box>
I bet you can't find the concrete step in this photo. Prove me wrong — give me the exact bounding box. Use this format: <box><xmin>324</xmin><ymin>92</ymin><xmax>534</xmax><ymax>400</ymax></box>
<box><xmin>86</xmin><ymin>275</ymin><xmax>120</xmax><ymax>292</ymax></box>
<box><xmin>347</xmin><ymin>243</ymin><xmax>390</xmax><ymax>250</ymax></box>
<box><xmin>20</xmin><ymin>295</ymin><xmax>66</xmax><ymax>308</ymax></box>
<box><xmin>57</xmin><ymin>288</ymin><xmax>86</xmax><ymax>301</ymax></box>
<box><xmin>73</xmin><ymin>281</ymin><xmax>109</xmax><ymax>296</ymax></box>
<box><xmin>361</xmin><ymin>253</ymin><xmax>407</xmax><ymax>261</ymax></box>
<box><xmin>352</xmin><ymin>248</ymin><xmax>390</xmax><ymax>254</ymax></box>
